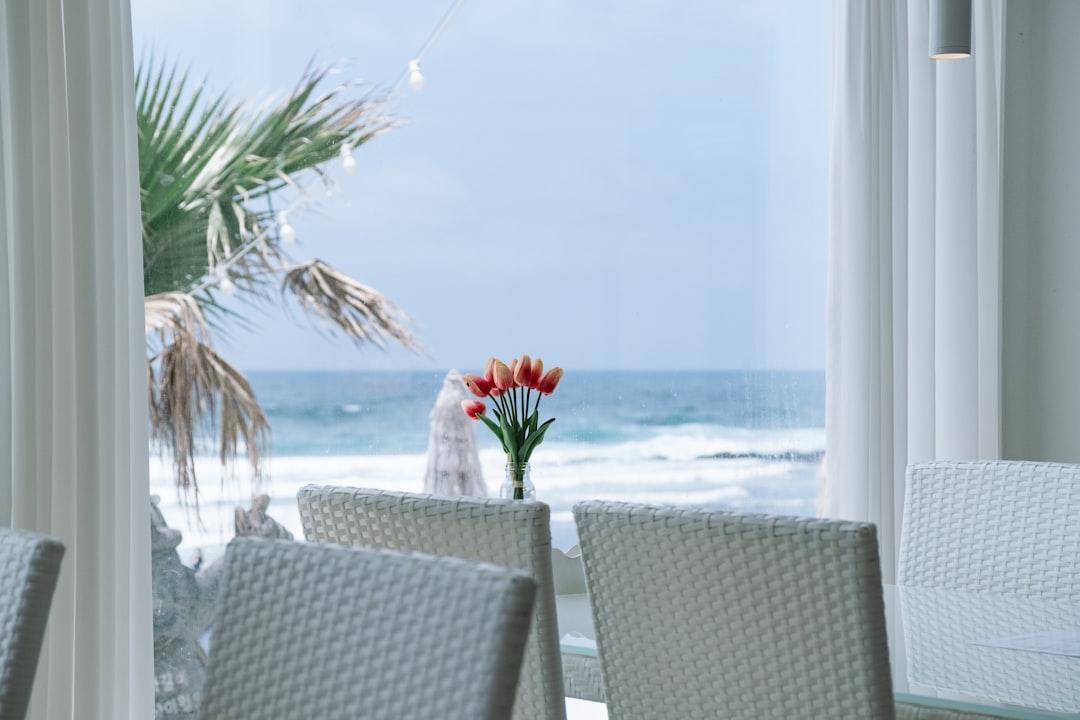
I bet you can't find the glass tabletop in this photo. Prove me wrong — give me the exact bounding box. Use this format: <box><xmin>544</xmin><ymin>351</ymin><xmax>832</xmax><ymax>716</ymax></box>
<box><xmin>886</xmin><ymin>585</ymin><xmax>1080</xmax><ymax>719</ymax></box>
<box><xmin>557</xmin><ymin>585</ymin><xmax>1080</xmax><ymax>718</ymax></box>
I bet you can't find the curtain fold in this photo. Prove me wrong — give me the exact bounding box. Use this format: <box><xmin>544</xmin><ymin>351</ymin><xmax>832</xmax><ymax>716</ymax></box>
<box><xmin>826</xmin><ymin>0</ymin><xmax>1005</xmax><ymax>582</ymax></box>
<box><xmin>0</xmin><ymin>1</ymin><xmax>153</xmax><ymax>718</ymax></box>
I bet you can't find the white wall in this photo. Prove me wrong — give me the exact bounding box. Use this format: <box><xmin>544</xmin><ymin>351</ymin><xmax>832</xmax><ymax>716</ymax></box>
<box><xmin>1003</xmin><ymin>0</ymin><xmax>1080</xmax><ymax>461</ymax></box>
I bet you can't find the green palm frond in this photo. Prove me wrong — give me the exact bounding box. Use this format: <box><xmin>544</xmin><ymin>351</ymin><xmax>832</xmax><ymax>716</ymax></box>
<box><xmin>139</xmin><ymin>58</ymin><xmax>391</xmax><ymax>299</ymax></box>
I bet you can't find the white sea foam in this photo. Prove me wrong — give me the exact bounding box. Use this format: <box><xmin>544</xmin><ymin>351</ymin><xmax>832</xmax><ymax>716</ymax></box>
<box><xmin>541</xmin><ymin>426</ymin><xmax>823</xmax><ymax>463</ymax></box>
<box><xmin>150</xmin><ymin>439</ymin><xmax>823</xmax><ymax>567</ymax></box>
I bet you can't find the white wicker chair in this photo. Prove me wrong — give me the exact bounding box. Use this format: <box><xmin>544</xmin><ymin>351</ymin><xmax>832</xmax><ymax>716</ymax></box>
<box><xmin>297</xmin><ymin>486</ymin><xmax>568</xmax><ymax>720</ymax></box>
<box><xmin>573</xmin><ymin>501</ymin><xmax>896</xmax><ymax>720</ymax></box>
<box><xmin>199</xmin><ymin>537</ymin><xmax>536</xmax><ymax>720</ymax></box>
<box><xmin>0</xmin><ymin>527</ymin><xmax>65</xmax><ymax>720</ymax></box>
<box><xmin>898</xmin><ymin>460</ymin><xmax>1080</xmax><ymax>598</ymax></box>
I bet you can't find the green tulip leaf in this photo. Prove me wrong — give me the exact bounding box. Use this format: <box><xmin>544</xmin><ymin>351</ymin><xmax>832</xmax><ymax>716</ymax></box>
<box><xmin>477</xmin><ymin>412</ymin><xmax>507</xmax><ymax>452</ymax></box>
<box><xmin>520</xmin><ymin>417</ymin><xmax>556</xmax><ymax>461</ymax></box>
<box><xmin>499</xmin><ymin>413</ymin><xmax>519</xmax><ymax>462</ymax></box>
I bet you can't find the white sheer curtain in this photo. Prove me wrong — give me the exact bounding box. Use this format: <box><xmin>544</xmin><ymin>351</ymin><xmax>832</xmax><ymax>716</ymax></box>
<box><xmin>826</xmin><ymin>0</ymin><xmax>1005</xmax><ymax>582</ymax></box>
<box><xmin>0</xmin><ymin>1</ymin><xmax>153</xmax><ymax>718</ymax></box>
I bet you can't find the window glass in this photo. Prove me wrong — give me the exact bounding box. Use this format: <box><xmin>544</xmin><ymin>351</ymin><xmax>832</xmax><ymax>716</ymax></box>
<box><xmin>133</xmin><ymin>0</ymin><xmax>828</xmax><ymax>588</ymax></box>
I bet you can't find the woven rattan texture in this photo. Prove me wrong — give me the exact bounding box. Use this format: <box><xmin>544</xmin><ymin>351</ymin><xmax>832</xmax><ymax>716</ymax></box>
<box><xmin>560</xmin><ymin>653</ymin><xmax>604</xmax><ymax>702</ymax></box>
<box><xmin>297</xmin><ymin>485</ymin><xmax>567</xmax><ymax>720</ymax></box>
<box><xmin>574</xmin><ymin>501</ymin><xmax>896</xmax><ymax>720</ymax></box>
<box><xmin>899</xmin><ymin>586</ymin><xmax>1080</xmax><ymax>714</ymax></box>
<box><xmin>200</xmin><ymin>537</ymin><xmax>535</xmax><ymax>720</ymax></box>
<box><xmin>898</xmin><ymin>461</ymin><xmax>1080</xmax><ymax>598</ymax></box>
<box><xmin>0</xmin><ymin>527</ymin><xmax>65</xmax><ymax>720</ymax></box>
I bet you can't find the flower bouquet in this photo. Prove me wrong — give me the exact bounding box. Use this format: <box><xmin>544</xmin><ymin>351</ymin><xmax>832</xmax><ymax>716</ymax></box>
<box><xmin>461</xmin><ymin>355</ymin><xmax>563</xmax><ymax>499</ymax></box>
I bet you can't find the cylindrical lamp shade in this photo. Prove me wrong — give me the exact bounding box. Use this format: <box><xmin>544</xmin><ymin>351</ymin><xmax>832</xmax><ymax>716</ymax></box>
<box><xmin>930</xmin><ymin>0</ymin><xmax>972</xmax><ymax>59</ymax></box>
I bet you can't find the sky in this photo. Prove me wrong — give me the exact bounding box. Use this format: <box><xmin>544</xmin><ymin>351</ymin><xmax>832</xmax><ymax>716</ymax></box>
<box><xmin>130</xmin><ymin>0</ymin><xmax>830</xmax><ymax>372</ymax></box>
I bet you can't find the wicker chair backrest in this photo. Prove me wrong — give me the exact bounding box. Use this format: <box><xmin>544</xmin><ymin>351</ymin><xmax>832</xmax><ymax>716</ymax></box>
<box><xmin>574</xmin><ymin>501</ymin><xmax>895</xmax><ymax>720</ymax></box>
<box><xmin>200</xmin><ymin>537</ymin><xmax>535</xmax><ymax>720</ymax></box>
<box><xmin>298</xmin><ymin>485</ymin><xmax>566</xmax><ymax>720</ymax></box>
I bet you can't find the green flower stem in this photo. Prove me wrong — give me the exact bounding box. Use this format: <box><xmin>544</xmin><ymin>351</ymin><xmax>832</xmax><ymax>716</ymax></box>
<box><xmin>508</xmin><ymin>461</ymin><xmax>527</xmax><ymax>500</ymax></box>
<box><xmin>481</xmin><ymin>384</ymin><xmax>553</xmax><ymax>468</ymax></box>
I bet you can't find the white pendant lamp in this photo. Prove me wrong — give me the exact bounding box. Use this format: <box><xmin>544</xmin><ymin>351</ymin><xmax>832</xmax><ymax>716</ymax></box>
<box><xmin>930</xmin><ymin>0</ymin><xmax>972</xmax><ymax>59</ymax></box>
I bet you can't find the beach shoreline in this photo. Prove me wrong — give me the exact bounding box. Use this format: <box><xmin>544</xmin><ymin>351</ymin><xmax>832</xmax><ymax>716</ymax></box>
<box><xmin>150</xmin><ymin>449</ymin><xmax>823</xmax><ymax>566</ymax></box>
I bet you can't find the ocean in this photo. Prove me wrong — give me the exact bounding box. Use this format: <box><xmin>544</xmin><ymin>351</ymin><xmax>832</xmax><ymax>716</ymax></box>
<box><xmin>149</xmin><ymin>370</ymin><xmax>826</xmax><ymax>564</ymax></box>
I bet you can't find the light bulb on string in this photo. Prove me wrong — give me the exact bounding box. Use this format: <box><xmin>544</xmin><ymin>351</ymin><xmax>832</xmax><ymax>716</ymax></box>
<box><xmin>407</xmin><ymin>59</ymin><xmax>425</xmax><ymax>91</ymax></box>
<box><xmin>340</xmin><ymin>142</ymin><xmax>357</xmax><ymax>176</ymax></box>
<box><xmin>278</xmin><ymin>210</ymin><xmax>296</xmax><ymax>244</ymax></box>
<box><xmin>213</xmin><ymin>265</ymin><xmax>236</xmax><ymax>296</ymax></box>
<box><xmin>394</xmin><ymin>0</ymin><xmax>465</xmax><ymax>96</ymax></box>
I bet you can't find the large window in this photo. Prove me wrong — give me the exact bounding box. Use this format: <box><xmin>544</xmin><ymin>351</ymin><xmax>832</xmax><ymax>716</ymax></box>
<box><xmin>133</xmin><ymin>0</ymin><xmax>829</xmax><ymax>558</ymax></box>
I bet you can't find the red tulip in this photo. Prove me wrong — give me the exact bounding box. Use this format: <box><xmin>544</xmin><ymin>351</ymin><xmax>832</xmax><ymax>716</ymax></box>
<box><xmin>465</xmin><ymin>355</ymin><xmax>561</xmax><ymax>472</ymax></box>
<box><xmin>461</xmin><ymin>400</ymin><xmax>486</xmax><ymax>419</ymax></box>
<box><xmin>461</xmin><ymin>373</ymin><xmax>493</xmax><ymax>398</ymax></box>
<box><xmin>537</xmin><ymin>367</ymin><xmax>564</xmax><ymax>395</ymax></box>
<box><xmin>514</xmin><ymin>355</ymin><xmax>534</xmax><ymax>387</ymax></box>
<box><xmin>528</xmin><ymin>358</ymin><xmax>544</xmax><ymax>389</ymax></box>
<box><xmin>492</xmin><ymin>360</ymin><xmax>514</xmax><ymax>390</ymax></box>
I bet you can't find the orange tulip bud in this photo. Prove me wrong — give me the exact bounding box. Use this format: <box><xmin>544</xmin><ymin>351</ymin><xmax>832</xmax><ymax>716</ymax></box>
<box><xmin>492</xmin><ymin>360</ymin><xmax>514</xmax><ymax>390</ymax></box>
<box><xmin>484</xmin><ymin>357</ymin><xmax>498</xmax><ymax>385</ymax></box>
<box><xmin>462</xmin><ymin>374</ymin><xmax>493</xmax><ymax>397</ymax></box>
<box><xmin>537</xmin><ymin>367</ymin><xmax>564</xmax><ymax>395</ymax></box>
<box><xmin>461</xmin><ymin>399</ymin><xmax>486</xmax><ymax>419</ymax></box>
<box><xmin>514</xmin><ymin>355</ymin><xmax>533</xmax><ymax>387</ymax></box>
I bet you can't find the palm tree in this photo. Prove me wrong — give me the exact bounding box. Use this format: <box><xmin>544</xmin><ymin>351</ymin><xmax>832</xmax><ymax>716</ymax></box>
<box><xmin>139</xmin><ymin>59</ymin><xmax>422</xmax><ymax>499</ymax></box>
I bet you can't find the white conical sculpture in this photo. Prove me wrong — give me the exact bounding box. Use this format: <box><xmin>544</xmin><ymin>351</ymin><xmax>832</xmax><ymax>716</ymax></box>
<box><xmin>424</xmin><ymin>369</ymin><xmax>487</xmax><ymax>497</ymax></box>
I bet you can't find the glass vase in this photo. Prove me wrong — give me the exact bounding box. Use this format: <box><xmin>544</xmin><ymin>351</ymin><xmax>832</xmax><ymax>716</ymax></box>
<box><xmin>501</xmin><ymin>461</ymin><xmax>535</xmax><ymax>501</ymax></box>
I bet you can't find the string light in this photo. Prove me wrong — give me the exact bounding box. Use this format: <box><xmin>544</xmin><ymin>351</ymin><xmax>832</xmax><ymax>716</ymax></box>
<box><xmin>340</xmin><ymin>143</ymin><xmax>357</xmax><ymax>175</ymax></box>
<box><xmin>391</xmin><ymin>0</ymin><xmax>466</xmax><ymax>96</ymax></box>
<box><xmin>212</xmin><ymin>263</ymin><xmax>237</xmax><ymax>296</ymax></box>
<box><xmin>407</xmin><ymin>60</ymin><xmax>426</xmax><ymax>92</ymax></box>
<box><xmin>198</xmin><ymin>0</ymin><xmax>466</xmax><ymax>304</ymax></box>
<box><xmin>278</xmin><ymin>211</ymin><xmax>296</xmax><ymax>244</ymax></box>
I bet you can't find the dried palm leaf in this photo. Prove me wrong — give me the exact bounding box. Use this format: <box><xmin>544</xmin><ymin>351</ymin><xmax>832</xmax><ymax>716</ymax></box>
<box><xmin>149</xmin><ymin>330</ymin><xmax>269</xmax><ymax>501</ymax></box>
<box><xmin>282</xmin><ymin>259</ymin><xmax>425</xmax><ymax>353</ymax></box>
<box><xmin>145</xmin><ymin>291</ymin><xmax>211</xmax><ymax>338</ymax></box>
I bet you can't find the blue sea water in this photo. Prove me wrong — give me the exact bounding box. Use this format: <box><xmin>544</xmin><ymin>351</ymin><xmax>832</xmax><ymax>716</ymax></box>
<box><xmin>249</xmin><ymin>369</ymin><xmax>826</xmax><ymax>458</ymax></box>
<box><xmin>152</xmin><ymin>370</ymin><xmax>827</xmax><ymax>557</ymax></box>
